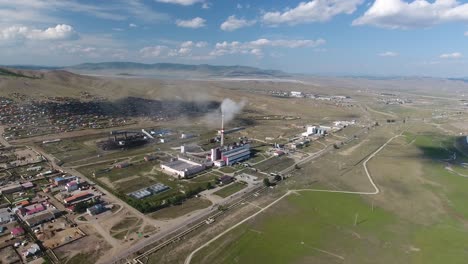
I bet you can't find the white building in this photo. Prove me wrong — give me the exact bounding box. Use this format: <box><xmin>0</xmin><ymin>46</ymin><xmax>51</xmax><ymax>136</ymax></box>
<box><xmin>290</xmin><ymin>91</ymin><xmax>304</xmax><ymax>98</ymax></box>
<box><xmin>160</xmin><ymin>158</ymin><xmax>206</xmax><ymax>178</ymax></box>
<box><xmin>302</xmin><ymin>126</ymin><xmax>317</xmax><ymax>137</ymax></box>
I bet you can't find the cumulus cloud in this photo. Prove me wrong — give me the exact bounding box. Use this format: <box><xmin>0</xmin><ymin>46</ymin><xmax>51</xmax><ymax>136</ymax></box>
<box><xmin>140</xmin><ymin>45</ymin><xmax>169</xmax><ymax>57</ymax></box>
<box><xmin>465</xmin><ymin>31</ymin><xmax>468</xmax><ymax>36</ymax></box>
<box><xmin>210</xmin><ymin>38</ymin><xmax>326</xmax><ymax>57</ymax></box>
<box><xmin>262</xmin><ymin>0</ymin><xmax>363</xmax><ymax>25</ymax></box>
<box><xmin>176</xmin><ymin>17</ymin><xmax>206</xmax><ymax>28</ymax></box>
<box><xmin>156</xmin><ymin>0</ymin><xmax>203</xmax><ymax>6</ymax></box>
<box><xmin>129</xmin><ymin>23</ymin><xmax>137</xmax><ymax>28</ymax></box>
<box><xmin>439</xmin><ymin>52</ymin><xmax>462</xmax><ymax>59</ymax></box>
<box><xmin>379</xmin><ymin>51</ymin><xmax>398</xmax><ymax>57</ymax></box>
<box><xmin>353</xmin><ymin>0</ymin><xmax>468</xmax><ymax>29</ymax></box>
<box><xmin>0</xmin><ymin>24</ymin><xmax>76</xmax><ymax>41</ymax></box>
<box><xmin>220</xmin><ymin>15</ymin><xmax>256</xmax><ymax>31</ymax></box>
<box><xmin>140</xmin><ymin>40</ymin><xmax>208</xmax><ymax>58</ymax></box>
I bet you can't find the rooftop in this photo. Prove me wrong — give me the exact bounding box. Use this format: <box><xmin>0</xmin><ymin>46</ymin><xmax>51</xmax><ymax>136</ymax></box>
<box><xmin>163</xmin><ymin>159</ymin><xmax>200</xmax><ymax>171</ymax></box>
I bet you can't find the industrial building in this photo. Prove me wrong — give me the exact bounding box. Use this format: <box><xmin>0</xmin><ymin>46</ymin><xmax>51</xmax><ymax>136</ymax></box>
<box><xmin>127</xmin><ymin>183</ymin><xmax>170</xmax><ymax>199</ymax></box>
<box><xmin>290</xmin><ymin>91</ymin><xmax>305</xmax><ymax>97</ymax></box>
<box><xmin>161</xmin><ymin>157</ymin><xmax>206</xmax><ymax>178</ymax></box>
<box><xmin>221</xmin><ymin>144</ymin><xmax>251</xmax><ymax>166</ymax></box>
<box><xmin>302</xmin><ymin>125</ymin><xmax>331</xmax><ymax>137</ymax></box>
<box><xmin>210</xmin><ymin>144</ymin><xmax>251</xmax><ymax>167</ymax></box>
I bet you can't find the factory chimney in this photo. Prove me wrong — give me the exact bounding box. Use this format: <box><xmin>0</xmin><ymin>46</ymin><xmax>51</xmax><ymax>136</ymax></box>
<box><xmin>221</xmin><ymin>112</ymin><xmax>225</xmax><ymax>147</ymax></box>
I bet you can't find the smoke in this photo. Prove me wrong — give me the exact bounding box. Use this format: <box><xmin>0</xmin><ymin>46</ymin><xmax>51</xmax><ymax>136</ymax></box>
<box><xmin>221</xmin><ymin>98</ymin><xmax>246</xmax><ymax>124</ymax></box>
<box><xmin>203</xmin><ymin>98</ymin><xmax>246</xmax><ymax>128</ymax></box>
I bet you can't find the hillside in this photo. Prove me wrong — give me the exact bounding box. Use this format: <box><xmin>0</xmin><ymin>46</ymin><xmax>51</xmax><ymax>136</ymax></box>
<box><xmin>0</xmin><ymin>67</ymin><xmax>37</xmax><ymax>79</ymax></box>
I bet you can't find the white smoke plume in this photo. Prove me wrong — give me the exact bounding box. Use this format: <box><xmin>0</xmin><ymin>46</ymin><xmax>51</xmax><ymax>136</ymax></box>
<box><xmin>203</xmin><ymin>98</ymin><xmax>246</xmax><ymax>127</ymax></box>
<box><xmin>221</xmin><ymin>98</ymin><xmax>246</xmax><ymax>124</ymax></box>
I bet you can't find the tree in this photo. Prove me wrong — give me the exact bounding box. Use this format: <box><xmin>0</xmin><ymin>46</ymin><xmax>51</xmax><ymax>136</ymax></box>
<box><xmin>295</xmin><ymin>164</ymin><xmax>301</xmax><ymax>170</ymax></box>
<box><xmin>263</xmin><ymin>178</ymin><xmax>271</xmax><ymax>187</ymax></box>
<box><xmin>274</xmin><ymin>175</ymin><xmax>282</xmax><ymax>182</ymax></box>
<box><xmin>206</xmin><ymin>182</ymin><xmax>213</xmax><ymax>190</ymax></box>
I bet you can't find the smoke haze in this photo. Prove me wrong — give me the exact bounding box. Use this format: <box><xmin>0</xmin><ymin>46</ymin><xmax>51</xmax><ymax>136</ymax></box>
<box><xmin>203</xmin><ymin>98</ymin><xmax>246</xmax><ymax>128</ymax></box>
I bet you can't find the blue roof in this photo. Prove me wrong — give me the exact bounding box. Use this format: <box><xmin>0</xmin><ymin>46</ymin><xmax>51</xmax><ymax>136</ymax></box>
<box><xmin>54</xmin><ymin>177</ymin><xmax>65</xmax><ymax>181</ymax></box>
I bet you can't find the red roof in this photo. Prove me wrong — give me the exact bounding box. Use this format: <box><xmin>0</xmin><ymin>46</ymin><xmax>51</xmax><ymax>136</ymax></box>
<box><xmin>11</xmin><ymin>227</ymin><xmax>25</xmax><ymax>236</ymax></box>
<box><xmin>26</xmin><ymin>204</ymin><xmax>46</xmax><ymax>215</ymax></box>
<box><xmin>64</xmin><ymin>192</ymin><xmax>91</xmax><ymax>203</ymax></box>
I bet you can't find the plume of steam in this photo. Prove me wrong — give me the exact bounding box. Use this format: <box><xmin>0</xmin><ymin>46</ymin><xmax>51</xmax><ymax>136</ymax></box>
<box><xmin>221</xmin><ymin>98</ymin><xmax>246</xmax><ymax>124</ymax></box>
<box><xmin>203</xmin><ymin>98</ymin><xmax>246</xmax><ymax>127</ymax></box>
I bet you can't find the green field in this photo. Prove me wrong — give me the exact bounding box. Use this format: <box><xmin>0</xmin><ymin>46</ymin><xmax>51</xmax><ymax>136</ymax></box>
<box><xmin>150</xmin><ymin>197</ymin><xmax>212</xmax><ymax>220</ymax></box>
<box><xmin>213</xmin><ymin>182</ymin><xmax>247</xmax><ymax>198</ymax></box>
<box><xmin>254</xmin><ymin>155</ymin><xmax>295</xmax><ymax>173</ymax></box>
<box><xmin>190</xmin><ymin>124</ymin><xmax>468</xmax><ymax>264</ymax></box>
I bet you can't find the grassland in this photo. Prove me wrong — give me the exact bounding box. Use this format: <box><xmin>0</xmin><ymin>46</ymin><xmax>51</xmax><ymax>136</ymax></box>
<box><xmin>150</xmin><ymin>198</ymin><xmax>212</xmax><ymax>220</ymax></box>
<box><xmin>254</xmin><ymin>155</ymin><xmax>295</xmax><ymax>173</ymax></box>
<box><xmin>189</xmin><ymin>121</ymin><xmax>468</xmax><ymax>264</ymax></box>
<box><xmin>213</xmin><ymin>182</ymin><xmax>247</xmax><ymax>198</ymax></box>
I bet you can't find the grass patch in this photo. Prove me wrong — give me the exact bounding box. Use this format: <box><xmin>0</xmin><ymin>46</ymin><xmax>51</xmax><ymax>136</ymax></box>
<box><xmin>218</xmin><ymin>167</ymin><xmax>237</xmax><ymax>173</ymax></box>
<box><xmin>213</xmin><ymin>182</ymin><xmax>247</xmax><ymax>198</ymax></box>
<box><xmin>65</xmin><ymin>253</ymin><xmax>95</xmax><ymax>264</ymax></box>
<box><xmin>254</xmin><ymin>156</ymin><xmax>295</xmax><ymax>173</ymax></box>
<box><xmin>150</xmin><ymin>198</ymin><xmax>212</xmax><ymax>220</ymax></box>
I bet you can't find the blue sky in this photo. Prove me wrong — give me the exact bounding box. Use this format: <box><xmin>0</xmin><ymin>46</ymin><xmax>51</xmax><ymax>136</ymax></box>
<box><xmin>0</xmin><ymin>0</ymin><xmax>468</xmax><ymax>77</ymax></box>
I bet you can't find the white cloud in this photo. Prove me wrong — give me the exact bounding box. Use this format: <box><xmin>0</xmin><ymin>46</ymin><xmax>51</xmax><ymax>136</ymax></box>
<box><xmin>156</xmin><ymin>0</ymin><xmax>203</xmax><ymax>6</ymax></box>
<box><xmin>195</xmin><ymin>41</ymin><xmax>207</xmax><ymax>48</ymax></box>
<box><xmin>140</xmin><ymin>40</ymin><xmax>208</xmax><ymax>58</ymax></box>
<box><xmin>379</xmin><ymin>51</ymin><xmax>398</xmax><ymax>57</ymax></box>
<box><xmin>465</xmin><ymin>31</ymin><xmax>468</xmax><ymax>36</ymax></box>
<box><xmin>140</xmin><ymin>45</ymin><xmax>169</xmax><ymax>57</ymax></box>
<box><xmin>237</xmin><ymin>4</ymin><xmax>242</xmax><ymax>9</ymax></box>
<box><xmin>220</xmin><ymin>15</ymin><xmax>256</xmax><ymax>31</ymax></box>
<box><xmin>176</xmin><ymin>17</ymin><xmax>206</xmax><ymax>28</ymax></box>
<box><xmin>129</xmin><ymin>23</ymin><xmax>137</xmax><ymax>28</ymax></box>
<box><xmin>210</xmin><ymin>38</ymin><xmax>326</xmax><ymax>57</ymax></box>
<box><xmin>55</xmin><ymin>43</ymin><xmax>128</xmax><ymax>59</ymax></box>
<box><xmin>249</xmin><ymin>38</ymin><xmax>326</xmax><ymax>48</ymax></box>
<box><xmin>439</xmin><ymin>52</ymin><xmax>462</xmax><ymax>59</ymax></box>
<box><xmin>0</xmin><ymin>24</ymin><xmax>76</xmax><ymax>41</ymax></box>
<box><xmin>202</xmin><ymin>2</ymin><xmax>210</xmax><ymax>9</ymax></box>
<box><xmin>0</xmin><ymin>0</ymin><xmax>168</xmax><ymax>26</ymax></box>
<box><xmin>262</xmin><ymin>0</ymin><xmax>364</xmax><ymax>25</ymax></box>
<box><xmin>353</xmin><ymin>0</ymin><xmax>468</xmax><ymax>29</ymax></box>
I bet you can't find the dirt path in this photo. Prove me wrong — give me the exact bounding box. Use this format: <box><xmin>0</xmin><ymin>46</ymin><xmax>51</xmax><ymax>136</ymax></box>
<box><xmin>339</xmin><ymin>139</ymin><xmax>369</xmax><ymax>156</ymax></box>
<box><xmin>0</xmin><ymin>126</ymin><xmax>11</xmax><ymax>147</ymax></box>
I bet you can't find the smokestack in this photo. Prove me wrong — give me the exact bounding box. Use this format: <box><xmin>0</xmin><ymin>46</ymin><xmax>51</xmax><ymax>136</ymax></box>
<box><xmin>221</xmin><ymin>112</ymin><xmax>225</xmax><ymax>147</ymax></box>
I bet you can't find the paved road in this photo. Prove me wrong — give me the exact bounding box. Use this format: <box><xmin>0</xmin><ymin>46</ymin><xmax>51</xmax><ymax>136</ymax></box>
<box><xmin>184</xmin><ymin>134</ymin><xmax>402</xmax><ymax>264</ymax></box>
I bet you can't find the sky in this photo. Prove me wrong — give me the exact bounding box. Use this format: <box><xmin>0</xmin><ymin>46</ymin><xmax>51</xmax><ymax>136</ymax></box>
<box><xmin>0</xmin><ymin>0</ymin><xmax>468</xmax><ymax>77</ymax></box>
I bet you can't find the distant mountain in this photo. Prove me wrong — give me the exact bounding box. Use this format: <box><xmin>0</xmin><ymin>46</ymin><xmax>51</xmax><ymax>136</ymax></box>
<box><xmin>65</xmin><ymin>62</ymin><xmax>290</xmax><ymax>78</ymax></box>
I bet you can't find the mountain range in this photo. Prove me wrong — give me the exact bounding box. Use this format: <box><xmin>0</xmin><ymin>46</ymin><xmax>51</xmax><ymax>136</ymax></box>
<box><xmin>2</xmin><ymin>62</ymin><xmax>289</xmax><ymax>79</ymax></box>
